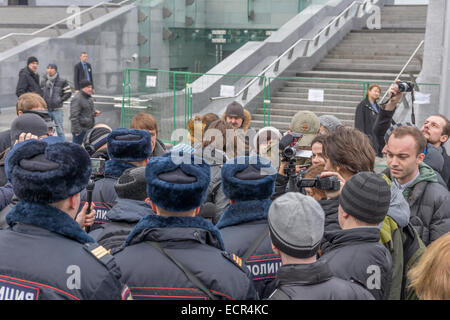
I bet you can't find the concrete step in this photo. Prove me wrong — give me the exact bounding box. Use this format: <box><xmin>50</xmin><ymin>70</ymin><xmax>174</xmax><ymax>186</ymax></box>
<box><xmin>331</xmin><ymin>47</ymin><xmax>424</xmax><ymax>55</ymax></box>
<box><xmin>270</xmin><ymin>97</ymin><xmax>359</xmax><ymax>108</ymax></box>
<box><xmin>320</xmin><ymin>57</ymin><xmax>417</xmax><ymax>64</ymax></box>
<box><xmin>295</xmin><ymin>70</ymin><xmax>402</xmax><ymax>81</ymax></box>
<box><xmin>314</xmin><ymin>63</ymin><xmax>420</xmax><ymax>73</ymax></box>
<box><xmin>251</xmin><ymin>119</ymin><xmax>355</xmax><ymax>131</ymax></box>
<box><xmin>252</xmin><ymin>112</ymin><xmax>355</xmax><ymax>123</ymax></box>
<box><xmin>284</xmin><ymin>81</ymin><xmax>390</xmax><ymax>90</ymax></box>
<box><xmin>272</xmin><ymin>91</ymin><xmax>362</xmax><ymax>102</ymax></box>
<box><xmin>255</xmin><ymin>108</ymin><xmax>356</xmax><ymax>119</ymax></box>
<box><xmin>324</xmin><ymin>54</ymin><xmax>417</xmax><ymax>60</ymax></box>
<box><xmin>259</xmin><ymin>103</ymin><xmax>357</xmax><ymax>114</ymax></box>
<box><xmin>279</xmin><ymin>86</ymin><xmax>388</xmax><ymax>96</ymax></box>
<box><xmin>358</xmin><ymin>27</ymin><xmax>426</xmax><ymax>33</ymax></box>
<box><xmin>339</xmin><ymin>38</ymin><xmax>424</xmax><ymax>45</ymax></box>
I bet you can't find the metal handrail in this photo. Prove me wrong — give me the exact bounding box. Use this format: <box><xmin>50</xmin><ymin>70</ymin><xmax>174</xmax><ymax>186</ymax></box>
<box><xmin>380</xmin><ymin>40</ymin><xmax>425</xmax><ymax>103</ymax></box>
<box><xmin>0</xmin><ymin>0</ymin><xmax>133</xmax><ymax>43</ymax></box>
<box><xmin>209</xmin><ymin>0</ymin><xmax>371</xmax><ymax>101</ymax></box>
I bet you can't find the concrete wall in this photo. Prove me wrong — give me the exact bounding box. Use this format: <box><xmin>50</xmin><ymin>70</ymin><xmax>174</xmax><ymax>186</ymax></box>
<box><xmin>0</xmin><ymin>3</ymin><xmax>138</xmax><ymax>109</ymax></box>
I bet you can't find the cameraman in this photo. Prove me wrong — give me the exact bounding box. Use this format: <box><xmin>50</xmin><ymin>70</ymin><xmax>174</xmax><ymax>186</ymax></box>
<box><xmin>272</xmin><ymin>111</ymin><xmax>320</xmax><ymax>200</ymax></box>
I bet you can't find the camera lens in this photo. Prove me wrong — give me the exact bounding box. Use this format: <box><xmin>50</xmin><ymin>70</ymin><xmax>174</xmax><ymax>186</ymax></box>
<box><xmin>397</xmin><ymin>81</ymin><xmax>414</xmax><ymax>93</ymax></box>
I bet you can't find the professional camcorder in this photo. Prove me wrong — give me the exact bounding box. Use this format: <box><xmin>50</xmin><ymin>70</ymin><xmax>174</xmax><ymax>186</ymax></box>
<box><xmin>296</xmin><ymin>175</ymin><xmax>340</xmax><ymax>191</ymax></box>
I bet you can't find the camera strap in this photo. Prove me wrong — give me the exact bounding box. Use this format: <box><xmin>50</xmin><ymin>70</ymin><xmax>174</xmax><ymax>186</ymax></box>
<box><xmin>242</xmin><ymin>225</ymin><xmax>270</xmax><ymax>264</ymax></box>
<box><xmin>146</xmin><ymin>241</ymin><xmax>218</xmax><ymax>300</ymax></box>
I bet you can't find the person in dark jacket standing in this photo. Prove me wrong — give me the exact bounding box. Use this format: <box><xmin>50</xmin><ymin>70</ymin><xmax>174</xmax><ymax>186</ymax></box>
<box><xmin>16</xmin><ymin>56</ymin><xmax>43</xmax><ymax>98</ymax></box>
<box><xmin>74</xmin><ymin>52</ymin><xmax>94</xmax><ymax>93</ymax></box>
<box><xmin>89</xmin><ymin>166</ymin><xmax>155</xmax><ymax>250</ymax></box>
<box><xmin>267</xmin><ymin>192</ymin><xmax>374</xmax><ymax>300</ymax></box>
<box><xmin>320</xmin><ymin>172</ymin><xmax>393</xmax><ymax>300</ymax></box>
<box><xmin>41</xmin><ymin>63</ymin><xmax>72</xmax><ymax>140</ymax></box>
<box><xmin>113</xmin><ymin>152</ymin><xmax>258</xmax><ymax>300</ymax></box>
<box><xmin>70</xmin><ymin>80</ymin><xmax>100</xmax><ymax>145</ymax></box>
<box><xmin>385</xmin><ymin>126</ymin><xmax>450</xmax><ymax>245</ymax></box>
<box><xmin>80</xmin><ymin>128</ymin><xmax>152</xmax><ymax>230</ymax></box>
<box><xmin>216</xmin><ymin>155</ymin><xmax>279</xmax><ymax>299</ymax></box>
<box><xmin>355</xmin><ymin>84</ymin><xmax>382</xmax><ymax>156</ymax></box>
<box><xmin>0</xmin><ymin>138</ymin><xmax>131</xmax><ymax>300</ymax></box>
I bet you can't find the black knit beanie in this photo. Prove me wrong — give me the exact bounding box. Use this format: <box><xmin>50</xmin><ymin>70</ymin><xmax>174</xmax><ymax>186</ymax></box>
<box><xmin>114</xmin><ymin>167</ymin><xmax>147</xmax><ymax>201</ymax></box>
<box><xmin>339</xmin><ymin>172</ymin><xmax>391</xmax><ymax>224</ymax></box>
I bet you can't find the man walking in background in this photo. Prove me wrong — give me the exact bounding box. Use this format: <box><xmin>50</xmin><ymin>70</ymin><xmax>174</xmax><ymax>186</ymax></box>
<box><xmin>74</xmin><ymin>52</ymin><xmax>94</xmax><ymax>94</ymax></box>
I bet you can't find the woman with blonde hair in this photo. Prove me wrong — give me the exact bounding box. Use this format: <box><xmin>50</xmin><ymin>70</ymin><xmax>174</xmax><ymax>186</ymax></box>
<box><xmin>408</xmin><ymin>232</ymin><xmax>450</xmax><ymax>300</ymax></box>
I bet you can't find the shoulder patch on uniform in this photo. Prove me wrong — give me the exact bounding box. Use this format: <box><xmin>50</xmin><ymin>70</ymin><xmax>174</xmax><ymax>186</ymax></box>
<box><xmin>222</xmin><ymin>251</ymin><xmax>243</xmax><ymax>269</ymax></box>
<box><xmin>121</xmin><ymin>285</ymin><xmax>133</xmax><ymax>300</ymax></box>
<box><xmin>83</xmin><ymin>243</ymin><xmax>113</xmax><ymax>266</ymax></box>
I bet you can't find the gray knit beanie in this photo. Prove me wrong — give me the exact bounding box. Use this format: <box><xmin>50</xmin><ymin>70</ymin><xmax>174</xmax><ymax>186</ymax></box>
<box><xmin>339</xmin><ymin>172</ymin><xmax>391</xmax><ymax>224</ymax></box>
<box><xmin>114</xmin><ymin>166</ymin><xmax>147</xmax><ymax>201</ymax></box>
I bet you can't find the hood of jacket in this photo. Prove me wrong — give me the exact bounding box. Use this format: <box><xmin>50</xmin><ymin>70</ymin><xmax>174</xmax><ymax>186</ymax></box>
<box><xmin>104</xmin><ymin>160</ymin><xmax>136</xmax><ymax>178</ymax></box>
<box><xmin>386</xmin><ymin>182</ymin><xmax>410</xmax><ymax>228</ymax></box>
<box><xmin>6</xmin><ymin>200</ymin><xmax>95</xmax><ymax>244</ymax></box>
<box><xmin>124</xmin><ymin>214</ymin><xmax>225</xmax><ymax>250</ymax></box>
<box><xmin>402</xmin><ymin>162</ymin><xmax>437</xmax><ymax>200</ymax></box>
<box><xmin>322</xmin><ymin>227</ymin><xmax>380</xmax><ymax>253</ymax></box>
<box><xmin>215</xmin><ymin>199</ymin><xmax>271</xmax><ymax>229</ymax></box>
<box><xmin>221</xmin><ymin>108</ymin><xmax>252</xmax><ymax>132</ymax></box>
<box><xmin>106</xmin><ymin>198</ymin><xmax>155</xmax><ymax>223</ymax></box>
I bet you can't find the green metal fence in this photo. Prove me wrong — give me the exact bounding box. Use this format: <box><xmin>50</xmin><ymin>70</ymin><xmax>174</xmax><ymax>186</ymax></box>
<box><xmin>121</xmin><ymin>68</ymin><xmax>440</xmax><ymax>145</ymax></box>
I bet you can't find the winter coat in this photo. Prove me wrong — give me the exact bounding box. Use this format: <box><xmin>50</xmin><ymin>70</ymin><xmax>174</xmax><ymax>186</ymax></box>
<box><xmin>196</xmin><ymin>147</ymin><xmax>230</xmax><ymax>222</ymax></box>
<box><xmin>113</xmin><ymin>214</ymin><xmax>258</xmax><ymax>300</ymax></box>
<box><xmin>0</xmin><ymin>201</ymin><xmax>130</xmax><ymax>300</ymax></box>
<box><xmin>267</xmin><ymin>260</ymin><xmax>374</xmax><ymax>300</ymax></box>
<box><xmin>41</xmin><ymin>73</ymin><xmax>72</xmax><ymax>110</ymax></box>
<box><xmin>320</xmin><ymin>227</ymin><xmax>393</xmax><ymax>300</ymax></box>
<box><xmin>69</xmin><ymin>91</ymin><xmax>95</xmax><ymax>134</ymax></box>
<box><xmin>0</xmin><ymin>130</ymin><xmax>11</xmax><ymax>154</ymax></box>
<box><xmin>74</xmin><ymin>61</ymin><xmax>94</xmax><ymax>91</ymax></box>
<box><xmin>0</xmin><ymin>183</ymin><xmax>13</xmax><ymax>213</ymax></box>
<box><xmin>440</xmin><ymin>146</ymin><xmax>450</xmax><ymax>190</ymax></box>
<box><xmin>152</xmin><ymin>138</ymin><xmax>168</xmax><ymax>157</ymax></box>
<box><xmin>89</xmin><ymin>198</ymin><xmax>155</xmax><ymax>250</ymax></box>
<box><xmin>355</xmin><ymin>97</ymin><xmax>381</xmax><ymax>155</ymax></box>
<box><xmin>16</xmin><ymin>67</ymin><xmax>43</xmax><ymax>97</ymax></box>
<box><xmin>395</xmin><ymin>162</ymin><xmax>450</xmax><ymax>245</ymax></box>
<box><xmin>216</xmin><ymin>199</ymin><xmax>280</xmax><ymax>299</ymax></box>
<box><xmin>80</xmin><ymin>160</ymin><xmax>136</xmax><ymax>231</ymax></box>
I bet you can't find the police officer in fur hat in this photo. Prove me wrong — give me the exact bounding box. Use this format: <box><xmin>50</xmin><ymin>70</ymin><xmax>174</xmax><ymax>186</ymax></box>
<box><xmin>0</xmin><ymin>138</ymin><xmax>131</xmax><ymax>299</ymax></box>
<box><xmin>80</xmin><ymin>128</ymin><xmax>152</xmax><ymax>230</ymax></box>
<box><xmin>113</xmin><ymin>152</ymin><xmax>258</xmax><ymax>300</ymax></box>
<box><xmin>216</xmin><ymin>155</ymin><xmax>279</xmax><ymax>299</ymax></box>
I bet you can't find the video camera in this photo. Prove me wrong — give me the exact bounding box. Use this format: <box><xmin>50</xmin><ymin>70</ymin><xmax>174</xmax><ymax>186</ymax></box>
<box><xmin>297</xmin><ymin>175</ymin><xmax>340</xmax><ymax>191</ymax></box>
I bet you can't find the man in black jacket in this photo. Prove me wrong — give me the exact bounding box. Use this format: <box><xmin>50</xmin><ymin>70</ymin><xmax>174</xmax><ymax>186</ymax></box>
<box><xmin>0</xmin><ymin>138</ymin><xmax>131</xmax><ymax>300</ymax></box>
<box><xmin>70</xmin><ymin>80</ymin><xmax>100</xmax><ymax>145</ymax></box>
<box><xmin>320</xmin><ymin>172</ymin><xmax>393</xmax><ymax>300</ymax></box>
<box><xmin>74</xmin><ymin>52</ymin><xmax>94</xmax><ymax>93</ymax></box>
<box><xmin>216</xmin><ymin>155</ymin><xmax>279</xmax><ymax>299</ymax></box>
<box><xmin>41</xmin><ymin>63</ymin><xmax>72</xmax><ymax>140</ymax></box>
<box><xmin>267</xmin><ymin>192</ymin><xmax>374</xmax><ymax>300</ymax></box>
<box><xmin>113</xmin><ymin>152</ymin><xmax>258</xmax><ymax>300</ymax></box>
<box><xmin>16</xmin><ymin>56</ymin><xmax>43</xmax><ymax>98</ymax></box>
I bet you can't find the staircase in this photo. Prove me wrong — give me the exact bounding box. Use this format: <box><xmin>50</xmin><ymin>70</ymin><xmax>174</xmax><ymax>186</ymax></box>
<box><xmin>252</xmin><ymin>5</ymin><xmax>427</xmax><ymax>132</ymax></box>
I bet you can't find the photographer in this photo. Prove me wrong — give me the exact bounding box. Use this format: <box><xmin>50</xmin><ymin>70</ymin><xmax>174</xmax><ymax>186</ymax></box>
<box><xmin>272</xmin><ymin>111</ymin><xmax>320</xmax><ymax>200</ymax></box>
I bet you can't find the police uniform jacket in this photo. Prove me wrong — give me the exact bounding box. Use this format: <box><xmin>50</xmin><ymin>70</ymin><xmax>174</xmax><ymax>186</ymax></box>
<box><xmin>89</xmin><ymin>198</ymin><xmax>155</xmax><ymax>250</ymax></box>
<box><xmin>268</xmin><ymin>260</ymin><xmax>374</xmax><ymax>300</ymax></box>
<box><xmin>114</xmin><ymin>214</ymin><xmax>258</xmax><ymax>300</ymax></box>
<box><xmin>0</xmin><ymin>201</ymin><xmax>130</xmax><ymax>300</ymax></box>
<box><xmin>320</xmin><ymin>227</ymin><xmax>393</xmax><ymax>300</ymax></box>
<box><xmin>80</xmin><ymin>160</ymin><xmax>136</xmax><ymax>231</ymax></box>
<box><xmin>216</xmin><ymin>199</ymin><xmax>280</xmax><ymax>299</ymax></box>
